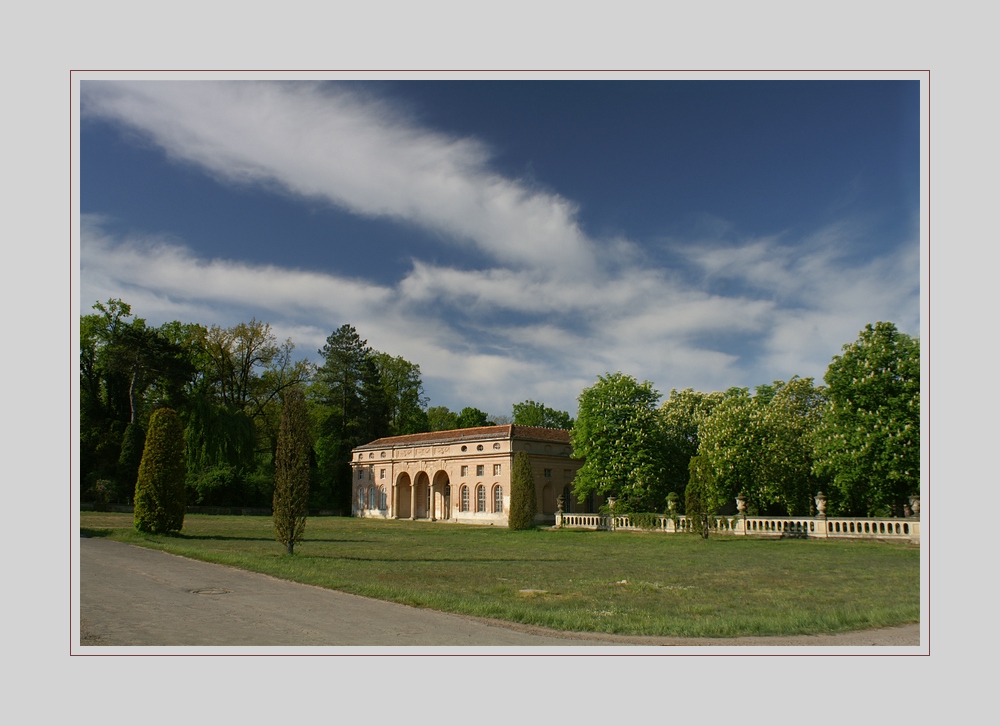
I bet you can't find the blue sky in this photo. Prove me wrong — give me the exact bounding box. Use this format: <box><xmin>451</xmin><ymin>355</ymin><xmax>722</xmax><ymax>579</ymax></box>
<box><xmin>79</xmin><ymin>78</ymin><xmax>920</xmax><ymax>417</ymax></box>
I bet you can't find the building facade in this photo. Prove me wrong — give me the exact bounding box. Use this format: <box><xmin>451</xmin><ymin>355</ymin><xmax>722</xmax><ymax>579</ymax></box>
<box><xmin>350</xmin><ymin>425</ymin><xmax>597</xmax><ymax>525</ymax></box>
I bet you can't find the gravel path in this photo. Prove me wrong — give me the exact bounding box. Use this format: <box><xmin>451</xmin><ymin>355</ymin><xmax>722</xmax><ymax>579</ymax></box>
<box><xmin>79</xmin><ymin>537</ymin><xmax>920</xmax><ymax>649</ymax></box>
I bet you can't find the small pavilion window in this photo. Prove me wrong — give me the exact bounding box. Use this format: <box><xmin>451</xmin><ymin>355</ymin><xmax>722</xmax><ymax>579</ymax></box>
<box><xmin>477</xmin><ymin>465</ymin><xmax>485</xmax><ymax>477</ymax></box>
<box><xmin>493</xmin><ymin>464</ymin><xmax>501</xmax><ymax>475</ymax></box>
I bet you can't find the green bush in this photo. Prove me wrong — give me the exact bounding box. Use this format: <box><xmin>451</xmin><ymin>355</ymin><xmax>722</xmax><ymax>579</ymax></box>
<box><xmin>134</xmin><ymin>408</ymin><xmax>186</xmax><ymax>534</ymax></box>
<box><xmin>628</xmin><ymin>511</ymin><xmax>661</xmax><ymax>530</ymax></box>
<box><xmin>508</xmin><ymin>451</ymin><xmax>537</xmax><ymax>530</ymax></box>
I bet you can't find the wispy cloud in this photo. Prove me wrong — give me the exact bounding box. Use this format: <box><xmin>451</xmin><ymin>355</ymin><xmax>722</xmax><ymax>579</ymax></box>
<box><xmin>80</xmin><ymin>82</ymin><xmax>919</xmax><ymax>413</ymax></box>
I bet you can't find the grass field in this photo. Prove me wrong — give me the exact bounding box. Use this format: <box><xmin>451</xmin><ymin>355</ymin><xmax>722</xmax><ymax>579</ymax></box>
<box><xmin>80</xmin><ymin>512</ymin><xmax>920</xmax><ymax>637</ymax></box>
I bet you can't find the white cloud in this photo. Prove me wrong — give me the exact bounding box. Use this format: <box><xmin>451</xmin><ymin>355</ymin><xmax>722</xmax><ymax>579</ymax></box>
<box><xmin>82</xmin><ymin>81</ymin><xmax>597</xmax><ymax>274</ymax></box>
<box><xmin>80</xmin><ymin>82</ymin><xmax>919</xmax><ymax>414</ymax></box>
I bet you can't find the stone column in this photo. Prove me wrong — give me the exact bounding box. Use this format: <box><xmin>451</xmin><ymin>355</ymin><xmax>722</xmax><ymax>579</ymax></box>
<box><xmin>410</xmin><ymin>481</ymin><xmax>417</xmax><ymax>521</ymax></box>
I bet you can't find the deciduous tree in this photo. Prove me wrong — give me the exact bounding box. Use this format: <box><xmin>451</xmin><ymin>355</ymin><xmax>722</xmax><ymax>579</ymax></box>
<box><xmin>456</xmin><ymin>407</ymin><xmax>493</xmax><ymax>429</ymax></box>
<box><xmin>812</xmin><ymin>322</ymin><xmax>920</xmax><ymax>516</ymax></box>
<box><xmin>427</xmin><ymin>406</ymin><xmax>459</xmax><ymax>431</ymax></box>
<box><xmin>373</xmin><ymin>352</ymin><xmax>429</xmax><ymax>435</ymax></box>
<box><xmin>697</xmin><ymin>378</ymin><xmax>826</xmax><ymax>515</ymax></box>
<box><xmin>512</xmin><ymin>400</ymin><xmax>573</xmax><ymax>429</ymax></box>
<box><xmin>571</xmin><ymin>372</ymin><xmax>667</xmax><ymax>512</ymax></box>
<box><xmin>659</xmin><ymin>388</ymin><xmax>725</xmax><ymax>512</ymax></box>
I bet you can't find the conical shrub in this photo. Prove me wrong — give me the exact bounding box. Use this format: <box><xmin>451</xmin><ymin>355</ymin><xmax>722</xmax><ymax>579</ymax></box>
<box><xmin>508</xmin><ymin>451</ymin><xmax>537</xmax><ymax>530</ymax></box>
<box><xmin>134</xmin><ymin>408</ymin><xmax>186</xmax><ymax>534</ymax></box>
<box><xmin>273</xmin><ymin>388</ymin><xmax>311</xmax><ymax>554</ymax></box>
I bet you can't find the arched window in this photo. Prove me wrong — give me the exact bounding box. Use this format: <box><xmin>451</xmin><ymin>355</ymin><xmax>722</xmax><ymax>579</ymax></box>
<box><xmin>476</xmin><ymin>485</ymin><xmax>486</xmax><ymax>512</ymax></box>
<box><xmin>368</xmin><ymin>486</ymin><xmax>376</xmax><ymax>509</ymax></box>
<box><xmin>494</xmin><ymin>485</ymin><xmax>503</xmax><ymax>513</ymax></box>
<box><xmin>460</xmin><ymin>485</ymin><xmax>469</xmax><ymax>512</ymax></box>
<box><xmin>357</xmin><ymin>487</ymin><xmax>365</xmax><ymax>508</ymax></box>
<box><xmin>379</xmin><ymin>487</ymin><xmax>387</xmax><ymax>510</ymax></box>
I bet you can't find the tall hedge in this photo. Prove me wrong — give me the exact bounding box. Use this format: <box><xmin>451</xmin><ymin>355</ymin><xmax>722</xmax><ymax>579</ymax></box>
<box><xmin>134</xmin><ymin>408</ymin><xmax>186</xmax><ymax>534</ymax></box>
<box><xmin>508</xmin><ymin>451</ymin><xmax>537</xmax><ymax>530</ymax></box>
<box><xmin>273</xmin><ymin>388</ymin><xmax>311</xmax><ymax>554</ymax></box>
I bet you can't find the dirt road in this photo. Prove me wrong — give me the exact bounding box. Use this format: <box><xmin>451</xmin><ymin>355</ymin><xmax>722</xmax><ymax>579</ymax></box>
<box><xmin>79</xmin><ymin>537</ymin><xmax>920</xmax><ymax>649</ymax></box>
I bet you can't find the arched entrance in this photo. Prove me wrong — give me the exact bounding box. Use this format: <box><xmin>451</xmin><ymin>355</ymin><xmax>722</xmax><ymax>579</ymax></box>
<box><xmin>413</xmin><ymin>471</ymin><xmax>430</xmax><ymax>519</ymax></box>
<box><xmin>395</xmin><ymin>472</ymin><xmax>412</xmax><ymax>519</ymax></box>
<box><xmin>432</xmin><ymin>470</ymin><xmax>451</xmax><ymax>520</ymax></box>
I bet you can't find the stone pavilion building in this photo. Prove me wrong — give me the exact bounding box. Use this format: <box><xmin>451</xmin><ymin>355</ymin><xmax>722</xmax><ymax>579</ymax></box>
<box><xmin>350</xmin><ymin>425</ymin><xmax>600</xmax><ymax>526</ymax></box>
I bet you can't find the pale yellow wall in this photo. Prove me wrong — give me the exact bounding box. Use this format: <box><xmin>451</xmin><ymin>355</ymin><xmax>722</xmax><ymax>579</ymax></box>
<box><xmin>350</xmin><ymin>432</ymin><xmax>584</xmax><ymax>524</ymax></box>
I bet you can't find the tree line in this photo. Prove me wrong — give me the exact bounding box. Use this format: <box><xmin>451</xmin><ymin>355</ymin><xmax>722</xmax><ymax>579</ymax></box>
<box><xmin>81</xmin><ymin>300</ymin><xmax>917</xmax><ymax>518</ymax></box>
<box><xmin>80</xmin><ymin>299</ymin><xmax>573</xmax><ymax>511</ymax></box>
<box><xmin>570</xmin><ymin>322</ymin><xmax>919</xmax><ymax>518</ymax></box>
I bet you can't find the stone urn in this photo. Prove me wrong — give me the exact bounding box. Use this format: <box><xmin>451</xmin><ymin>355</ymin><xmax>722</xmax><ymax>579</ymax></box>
<box><xmin>908</xmin><ymin>495</ymin><xmax>920</xmax><ymax>519</ymax></box>
<box><xmin>814</xmin><ymin>492</ymin><xmax>828</xmax><ymax>517</ymax></box>
<box><xmin>736</xmin><ymin>493</ymin><xmax>747</xmax><ymax>515</ymax></box>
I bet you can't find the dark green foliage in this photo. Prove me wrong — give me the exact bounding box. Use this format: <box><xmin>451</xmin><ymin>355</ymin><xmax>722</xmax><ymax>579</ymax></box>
<box><xmin>427</xmin><ymin>406</ymin><xmax>459</xmax><ymax>431</ymax></box>
<box><xmin>508</xmin><ymin>451</ymin><xmax>537</xmax><ymax>530</ymax></box>
<box><xmin>627</xmin><ymin>511</ymin><xmax>661</xmax><ymax>530</ymax></box>
<box><xmin>311</xmin><ymin>325</ymin><xmax>390</xmax><ymax>510</ymax></box>
<box><xmin>373</xmin><ymin>352</ymin><xmax>430</xmax><ymax>435</ymax></box>
<box><xmin>134</xmin><ymin>408</ymin><xmax>187</xmax><ymax>534</ymax></box>
<box><xmin>273</xmin><ymin>388</ymin><xmax>311</xmax><ymax>554</ymax></box>
<box><xmin>456</xmin><ymin>406</ymin><xmax>492</xmax><ymax>428</ymax></box>
<box><xmin>659</xmin><ymin>389</ymin><xmax>725</xmax><ymax>513</ymax></box>
<box><xmin>685</xmin><ymin>456</ymin><xmax>710</xmax><ymax>520</ymax></box>
<box><xmin>116</xmin><ymin>422</ymin><xmax>145</xmax><ymax>503</ymax></box>
<box><xmin>80</xmin><ymin>300</ymin><xmax>196</xmax><ymax>495</ymax></box>
<box><xmin>511</xmin><ymin>400</ymin><xmax>573</xmax><ymax>429</ymax></box>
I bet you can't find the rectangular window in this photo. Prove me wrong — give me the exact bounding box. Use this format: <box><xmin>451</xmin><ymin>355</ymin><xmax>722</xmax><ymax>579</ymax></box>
<box><xmin>477</xmin><ymin>465</ymin><xmax>484</xmax><ymax>477</ymax></box>
<box><xmin>357</xmin><ymin>469</ymin><xmax>364</xmax><ymax>480</ymax></box>
<box><xmin>544</xmin><ymin>469</ymin><xmax>552</xmax><ymax>478</ymax></box>
<box><xmin>461</xmin><ymin>465</ymin><xmax>468</xmax><ymax>477</ymax></box>
<box><xmin>564</xmin><ymin>469</ymin><xmax>571</xmax><ymax>479</ymax></box>
<box><xmin>493</xmin><ymin>464</ymin><xmax>501</xmax><ymax>476</ymax></box>
<box><xmin>380</xmin><ymin>469</ymin><xmax>386</xmax><ymax>479</ymax></box>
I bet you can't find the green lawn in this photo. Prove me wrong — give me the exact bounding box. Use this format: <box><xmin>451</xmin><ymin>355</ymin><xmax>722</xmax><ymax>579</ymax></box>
<box><xmin>80</xmin><ymin>512</ymin><xmax>919</xmax><ymax>637</ymax></box>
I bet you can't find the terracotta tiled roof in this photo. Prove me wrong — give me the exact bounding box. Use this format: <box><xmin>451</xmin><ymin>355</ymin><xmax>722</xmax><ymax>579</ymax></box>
<box><xmin>356</xmin><ymin>425</ymin><xmax>571</xmax><ymax>450</ymax></box>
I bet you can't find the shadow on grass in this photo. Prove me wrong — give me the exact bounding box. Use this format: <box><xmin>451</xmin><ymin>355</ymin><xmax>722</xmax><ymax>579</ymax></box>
<box><xmin>173</xmin><ymin>533</ymin><xmax>379</xmax><ymax>544</ymax></box>
<box><xmin>80</xmin><ymin>527</ymin><xmax>115</xmax><ymax>538</ymax></box>
<box><xmin>319</xmin><ymin>555</ymin><xmax>566</xmax><ymax>563</ymax></box>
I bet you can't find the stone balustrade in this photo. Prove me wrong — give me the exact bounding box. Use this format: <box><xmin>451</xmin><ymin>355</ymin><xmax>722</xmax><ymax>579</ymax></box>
<box><xmin>554</xmin><ymin>509</ymin><xmax>920</xmax><ymax>543</ymax></box>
